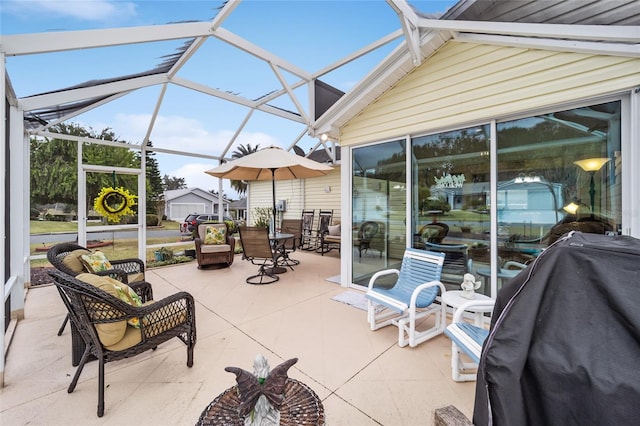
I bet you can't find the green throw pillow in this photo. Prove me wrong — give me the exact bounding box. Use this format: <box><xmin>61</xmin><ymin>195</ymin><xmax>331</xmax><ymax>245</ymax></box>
<box><xmin>114</xmin><ymin>283</ymin><xmax>143</xmax><ymax>328</ymax></box>
<box><xmin>204</xmin><ymin>225</ymin><xmax>226</xmax><ymax>245</ymax></box>
<box><xmin>80</xmin><ymin>250</ymin><xmax>112</xmax><ymax>273</ymax></box>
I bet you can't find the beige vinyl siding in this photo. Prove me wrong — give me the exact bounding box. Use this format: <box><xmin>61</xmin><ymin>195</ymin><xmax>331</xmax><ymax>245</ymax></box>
<box><xmin>247</xmin><ymin>167</ymin><xmax>341</xmax><ymax>225</ymax></box>
<box><xmin>341</xmin><ymin>41</ymin><xmax>640</xmax><ymax>145</ymax></box>
<box><xmin>301</xmin><ymin>168</ymin><xmax>342</xmax><ymax>225</ymax></box>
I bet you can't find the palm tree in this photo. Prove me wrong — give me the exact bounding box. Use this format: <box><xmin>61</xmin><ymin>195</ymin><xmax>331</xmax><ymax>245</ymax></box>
<box><xmin>229</xmin><ymin>143</ymin><xmax>260</xmax><ymax>194</ymax></box>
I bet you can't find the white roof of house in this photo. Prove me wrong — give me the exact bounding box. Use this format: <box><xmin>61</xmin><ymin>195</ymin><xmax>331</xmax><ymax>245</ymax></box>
<box><xmin>164</xmin><ymin>187</ymin><xmax>229</xmax><ymax>204</ymax></box>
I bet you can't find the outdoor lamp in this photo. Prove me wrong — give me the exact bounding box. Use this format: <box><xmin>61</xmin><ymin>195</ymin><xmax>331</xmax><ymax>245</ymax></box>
<box><xmin>563</xmin><ymin>199</ymin><xmax>589</xmax><ymax>218</ymax></box>
<box><xmin>573</xmin><ymin>157</ymin><xmax>610</xmax><ymax>219</ymax></box>
<box><xmin>563</xmin><ymin>201</ymin><xmax>580</xmax><ymax>215</ymax></box>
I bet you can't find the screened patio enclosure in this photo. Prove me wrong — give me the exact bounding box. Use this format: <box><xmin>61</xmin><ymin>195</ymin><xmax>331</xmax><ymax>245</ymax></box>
<box><xmin>3</xmin><ymin>0</ymin><xmax>640</xmax><ymax>386</ymax></box>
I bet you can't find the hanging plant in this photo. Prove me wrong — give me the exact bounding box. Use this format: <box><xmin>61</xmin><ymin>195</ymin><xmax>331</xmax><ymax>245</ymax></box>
<box><xmin>94</xmin><ymin>186</ymin><xmax>137</xmax><ymax>223</ymax></box>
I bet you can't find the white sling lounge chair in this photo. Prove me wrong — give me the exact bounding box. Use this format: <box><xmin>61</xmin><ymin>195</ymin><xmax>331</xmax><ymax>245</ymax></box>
<box><xmin>444</xmin><ymin>299</ymin><xmax>495</xmax><ymax>382</ymax></box>
<box><xmin>365</xmin><ymin>248</ymin><xmax>447</xmax><ymax>347</ymax></box>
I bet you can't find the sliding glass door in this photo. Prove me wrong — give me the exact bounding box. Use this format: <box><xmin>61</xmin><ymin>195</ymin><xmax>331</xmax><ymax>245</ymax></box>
<box><xmin>351</xmin><ymin>140</ymin><xmax>406</xmax><ymax>287</ymax></box>
<box><xmin>349</xmin><ymin>99</ymin><xmax>623</xmax><ymax>296</ymax></box>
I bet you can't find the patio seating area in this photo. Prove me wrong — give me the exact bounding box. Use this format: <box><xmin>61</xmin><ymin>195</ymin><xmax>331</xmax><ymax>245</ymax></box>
<box><xmin>1</xmin><ymin>249</ymin><xmax>476</xmax><ymax>425</ymax></box>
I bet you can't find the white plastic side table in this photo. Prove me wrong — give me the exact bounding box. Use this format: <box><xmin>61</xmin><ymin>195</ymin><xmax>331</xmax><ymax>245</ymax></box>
<box><xmin>441</xmin><ymin>290</ymin><xmax>493</xmax><ymax>326</ymax></box>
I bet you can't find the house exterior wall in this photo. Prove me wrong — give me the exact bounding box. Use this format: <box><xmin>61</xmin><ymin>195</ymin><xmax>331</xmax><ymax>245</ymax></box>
<box><xmin>339</xmin><ymin>40</ymin><xmax>639</xmax><ymax>292</ymax></box>
<box><xmin>340</xmin><ymin>41</ymin><xmax>640</xmax><ymax>145</ymax></box>
<box><xmin>166</xmin><ymin>194</ymin><xmax>209</xmax><ymax>221</ymax></box>
<box><xmin>247</xmin><ymin>167</ymin><xmax>342</xmax><ymax>225</ymax></box>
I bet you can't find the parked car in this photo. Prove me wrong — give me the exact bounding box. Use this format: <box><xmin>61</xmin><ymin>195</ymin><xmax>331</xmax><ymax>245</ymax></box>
<box><xmin>180</xmin><ymin>213</ymin><xmax>234</xmax><ymax>234</ymax></box>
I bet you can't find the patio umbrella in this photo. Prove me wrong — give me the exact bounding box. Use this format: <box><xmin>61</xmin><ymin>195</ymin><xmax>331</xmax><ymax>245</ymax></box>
<box><xmin>205</xmin><ymin>146</ymin><xmax>333</xmax><ymax>229</ymax></box>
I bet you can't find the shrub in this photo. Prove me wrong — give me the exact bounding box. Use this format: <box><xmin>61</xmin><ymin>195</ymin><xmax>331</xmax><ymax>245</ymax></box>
<box><xmin>146</xmin><ymin>214</ymin><xmax>160</xmax><ymax>226</ymax></box>
<box><xmin>224</xmin><ymin>219</ymin><xmax>237</xmax><ymax>234</ymax></box>
<box><xmin>252</xmin><ymin>207</ymin><xmax>273</xmax><ymax>228</ymax></box>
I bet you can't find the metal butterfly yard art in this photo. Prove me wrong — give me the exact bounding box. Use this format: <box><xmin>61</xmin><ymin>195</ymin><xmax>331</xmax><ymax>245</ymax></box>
<box><xmin>196</xmin><ymin>355</ymin><xmax>325</xmax><ymax>426</ymax></box>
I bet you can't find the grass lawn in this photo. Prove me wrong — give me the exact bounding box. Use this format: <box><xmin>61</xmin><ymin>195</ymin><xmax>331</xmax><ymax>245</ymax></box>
<box><xmin>30</xmin><ymin>219</ymin><xmax>181</xmax><ymax>233</ymax></box>
<box><xmin>30</xmin><ymin>219</ymin><xmax>190</xmax><ymax>267</ymax></box>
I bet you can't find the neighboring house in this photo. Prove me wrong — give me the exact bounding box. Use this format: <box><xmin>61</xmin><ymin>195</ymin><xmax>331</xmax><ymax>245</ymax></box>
<box><xmin>229</xmin><ymin>198</ymin><xmax>247</xmax><ymax>222</ymax></box>
<box><xmin>164</xmin><ymin>188</ymin><xmax>230</xmax><ymax>221</ymax></box>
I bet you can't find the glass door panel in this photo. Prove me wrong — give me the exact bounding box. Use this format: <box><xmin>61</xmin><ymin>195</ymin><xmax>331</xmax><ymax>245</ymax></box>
<box><xmin>352</xmin><ymin>140</ymin><xmax>406</xmax><ymax>287</ymax></box>
<box><xmin>411</xmin><ymin>125</ymin><xmax>491</xmax><ymax>293</ymax></box>
<box><xmin>495</xmin><ymin>100</ymin><xmax>621</xmax><ymax>292</ymax></box>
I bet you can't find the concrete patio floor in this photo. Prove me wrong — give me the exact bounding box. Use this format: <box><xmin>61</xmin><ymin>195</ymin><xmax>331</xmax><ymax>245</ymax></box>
<box><xmin>1</xmin><ymin>249</ymin><xmax>476</xmax><ymax>425</ymax></box>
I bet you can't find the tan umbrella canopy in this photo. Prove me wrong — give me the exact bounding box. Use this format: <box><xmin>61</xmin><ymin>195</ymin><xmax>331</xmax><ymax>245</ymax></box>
<box><xmin>205</xmin><ymin>146</ymin><xmax>333</xmax><ymax>227</ymax></box>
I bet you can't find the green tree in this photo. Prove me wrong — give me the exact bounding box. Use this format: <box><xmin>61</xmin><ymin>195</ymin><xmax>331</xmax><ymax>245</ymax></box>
<box><xmin>138</xmin><ymin>141</ymin><xmax>164</xmax><ymax>215</ymax></box>
<box><xmin>30</xmin><ymin>123</ymin><xmax>138</xmax><ymax>210</ymax></box>
<box><xmin>84</xmin><ymin>130</ymin><xmax>138</xmax><ymax>203</ymax></box>
<box><xmin>229</xmin><ymin>143</ymin><xmax>260</xmax><ymax>194</ymax></box>
<box><xmin>163</xmin><ymin>175</ymin><xmax>187</xmax><ymax>190</ymax></box>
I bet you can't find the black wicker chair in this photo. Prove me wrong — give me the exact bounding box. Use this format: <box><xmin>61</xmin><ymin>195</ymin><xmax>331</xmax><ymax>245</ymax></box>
<box><xmin>47</xmin><ymin>242</ymin><xmax>146</xmax><ymax>283</ymax></box>
<box><xmin>47</xmin><ymin>242</ymin><xmax>149</xmax><ymax>337</ymax></box>
<box><xmin>47</xmin><ymin>269</ymin><xmax>196</xmax><ymax>417</ymax></box>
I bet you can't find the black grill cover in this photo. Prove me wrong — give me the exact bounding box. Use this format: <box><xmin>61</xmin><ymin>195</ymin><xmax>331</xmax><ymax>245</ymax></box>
<box><xmin>473</xmin><ymin>231</ymin><xmax>640</xmax><ymax>425</ymax></box>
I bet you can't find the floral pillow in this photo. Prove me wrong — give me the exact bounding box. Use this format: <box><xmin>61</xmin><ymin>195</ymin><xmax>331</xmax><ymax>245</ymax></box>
<box><xmin>204</xmin><ymin>225</ymin><xmax>226</xmax><ymax>245</ymax></box>
<box><xmin>80</xmin><ymin>251</ymin><xmax>113</xmax><ymax>273</ymax></box>
<box><xmin>113</xmin><ymin>283</ymin><xmax>144</xmax><ymax>328</ymax></box>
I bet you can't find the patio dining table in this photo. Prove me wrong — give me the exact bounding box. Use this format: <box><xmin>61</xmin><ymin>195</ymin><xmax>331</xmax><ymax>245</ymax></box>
<box><xmin>268</xmin><ymin>232</ymin><xmax>295</xmax><ymax>274</ymax></box>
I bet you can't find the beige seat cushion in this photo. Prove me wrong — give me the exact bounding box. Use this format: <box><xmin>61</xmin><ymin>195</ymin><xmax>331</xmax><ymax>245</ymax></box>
<box><xmin>107</xmin><ymin>302</ymin><xmax>187</xmax><ymax>350</ymax></box>
<box><xmin>199</xmin><ymin>244</ymin><xmax>231</xmax><ymax>253</ymax></box>
<box><xmin>76</xmin><ymin>273</ymin><xmax>128</xmax><ymax>346</ymax></box>
<box><xmin>105</xmin><ymin>326</ymin><xmax>142</xmax><ymax>351</ymax></box>
<box><xmin>128</xmin><ymin>272</ymin><xmax>145</xmax><ymax>283</ymax></box>
<box><xmin>61</xmin><ymin>249</ymin><xmax>91</xmax><ymax>273</ymax></box>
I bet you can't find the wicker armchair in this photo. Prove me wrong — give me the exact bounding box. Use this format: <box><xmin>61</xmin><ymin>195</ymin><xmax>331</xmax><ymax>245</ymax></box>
<box><xmin>47</xmin><ymin>269</ymin><xmax>196</xmax><ymax>417</ymax></box>
<box><xmin>194</xmin><ymin>223</ymin><xmax>236</xmax><ymax>269</ymax></box>
<box><xmin>47</xmin><ymin>242</ymin><xmax>150</xmax><ymax>338</ymax></box>
<box><xmin>47</xmin><ymin>242</ymin><xmax>146</xmax><ymax>284</ymax></box>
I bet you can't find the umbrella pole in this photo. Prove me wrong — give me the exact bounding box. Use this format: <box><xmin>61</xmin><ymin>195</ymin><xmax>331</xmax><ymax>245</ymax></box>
<box><xmin>271</xmin><ymin>168</ymin><xmax>277</xmax><ymax>233</ymax></box>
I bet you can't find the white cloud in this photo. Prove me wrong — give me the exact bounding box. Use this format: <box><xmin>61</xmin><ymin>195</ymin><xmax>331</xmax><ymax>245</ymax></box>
<box><xmin>171</xmin><ymin>162</ymin><xmax>219</xmax><ymax>191</ymax></box>
<box><xmin>111</xmin><ymin>113</ymin><xmax>281</xmax><ymax>157</ymax></box>
<box><xmin>87</xmin><ymin>112</ymin><xmax>287</xmax><ymax>199</ymax></box>
<box><xmin>5</xmin><ymin>0</ymin><xmax>137</xmax><ymax>22</ymax></box>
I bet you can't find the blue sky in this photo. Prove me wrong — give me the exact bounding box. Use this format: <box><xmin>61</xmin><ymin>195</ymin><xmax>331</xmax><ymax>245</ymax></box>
<box><xmin>2</xmin><ymin>0</ymin><xmax>457</xmax><ymax>198</ymax></box>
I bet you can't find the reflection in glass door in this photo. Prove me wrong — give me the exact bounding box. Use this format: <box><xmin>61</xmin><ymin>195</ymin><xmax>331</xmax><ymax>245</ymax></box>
<box><xmin>495</xmin><ymin>100</ymin><xmax>621</xmax><ymax>292</ymax></box>
<box><xmin>351</xmin><ymin>140</ymin><xmax>406</xmax><ymax>287</ymax></box>
<box><xmin>411</xmin><ymin>125</ymin><xmax>491</xmax><ymax>293</ymax></box>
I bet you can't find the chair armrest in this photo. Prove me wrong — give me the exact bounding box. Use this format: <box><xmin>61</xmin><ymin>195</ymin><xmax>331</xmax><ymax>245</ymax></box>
<box><xmin>195</xmin><ymin>237</ymin><xmax>203</xmax><ymax>250</ymax></box>
<box><xmin>128</xmin><ymin>280</ymin><xmax>154</xmax><ymax>303</ymax></box>
<box><xmin>95</xmin><ymin>269</ymin><xmax>129</xmax><ymax>283</ymax></box>
<box><xmin>410</xmin><ymin>281</ymin><xmax>446</xmax><ymax>308</ymax></box>
<box><xmin>136</xmin><ymin>291</ymin><xmax>196</xmax><ymax>339</ymax></box>
<box><xmin>110</xmin><ymin>258</ymin><xmax>145</xmax><ymax>274</ymax></box>
<box><xmin>503</xmin><ymin>260</ymin><xmax>527</xmax><ymax>270</ymax></box>
<box><xmin>367</xmin><ymin>269</ymin><xmax>400</xmax><ymax>290</ymax></box>
<box><xmin>226</xmin><ymin>235</ymin><xmax>236</xmax><ymax>252</ymax></box>
<box><xmin>452</xmin><ymin>300</ymin><xmax>495</xmax><ymax>323</ymax></box>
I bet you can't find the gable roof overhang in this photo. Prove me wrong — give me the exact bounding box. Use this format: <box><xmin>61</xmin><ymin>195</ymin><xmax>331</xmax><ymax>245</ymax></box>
<box><xmin>312</xmin><ymin>0</ymin><xmax>640</xmax><ymax>141</ymax></box>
